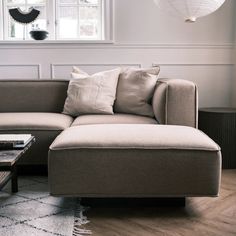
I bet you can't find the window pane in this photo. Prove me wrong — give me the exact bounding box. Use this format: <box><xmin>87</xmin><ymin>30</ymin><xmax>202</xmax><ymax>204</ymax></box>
<box><xmin>79</xmin><ymin>6</ymin><xmax>99</xmax><ymax>19</ymax></box>
<box><xmin>7</xmin><ymin>4</ymin><xmax>47</xmax><ymax>39</ymax></box>
<box><xmin>79</xmin><ymin>0</ymin><xmax>99</xmax><ymax>4</ymax></box>
<box><xmin>59</xmin><ymin>0</ymin><xmax>77</xmax><ymax>4</ymax></box>
<box><xmin>59</xmin><ymin>7</ymin><xmax>78</xmax><ymax>39</ymax></box>
<box><xmin>79</xmin><ymin>6</ymin><xmax>99</xmax><ymax>38</ymax></box>
<box><xmin>8</xmin><ymin>6</ymin><xmax>25</xmax><ymax>39</ymax></box>
<box><xmin>9</xmin><ymin>19</ymin><xmax>24</xmax><ymax>39</ymax></box>
<box><xmin>7</xmin><ymin>0</ymin><xmax>25</xmax><ymax>4</ymax></box>
<box><xmin>7</xmin><ymin>0</ymin><xmax>45</xmax><ymax>3</ymax></box>
<box><xmin>28</xmin><ymin>6</ymin><xmax>47</xmax><ymax>31</ymax></box>
<box><xmin>28</xmin><ymin>0</ymin><xmax>46</xmax><ymax>4</ymax></box>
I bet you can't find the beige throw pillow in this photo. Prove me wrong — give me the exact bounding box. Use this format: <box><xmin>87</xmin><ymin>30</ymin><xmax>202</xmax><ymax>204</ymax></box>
<box><xmin>63</xmin><ymin>67</ymin><xmax>121</xmax><ymax>116</ymax></box>
<box><xmin>114</xmin><ymin>66</ymin><xmax>160</xmax><ymax>117</ymax></box>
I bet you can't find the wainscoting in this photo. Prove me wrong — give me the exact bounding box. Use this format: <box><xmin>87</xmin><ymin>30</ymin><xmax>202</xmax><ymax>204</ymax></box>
<box><xmin>0</xmin><ymin>64</ymin><xmax>41</xmax><ymax>79</ymax></box>
<box><xmin>0</xmin><ymin>42</ymin><xmax>234</xmax><ymax>107</ymax></box>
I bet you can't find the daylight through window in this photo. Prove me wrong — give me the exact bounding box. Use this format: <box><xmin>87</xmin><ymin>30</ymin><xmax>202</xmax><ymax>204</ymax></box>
<box><xmin>0</xmin><ymin>0</ymin><xmax>108</xmax><ymax>40</ymax></box>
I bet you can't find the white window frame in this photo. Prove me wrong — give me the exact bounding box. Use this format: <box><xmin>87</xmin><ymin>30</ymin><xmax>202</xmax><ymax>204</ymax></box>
<box><xmin>103</xmin><ymin>0</ymin><xmax>113</xmax><ymax>41</ymax></box>
<box><xmin>0</xmin><ymin>0</ymin><xmax>113</xmax><ymax>42</ymax></box>
<box><xmin>47</xmin><ymin>0</ymin><xmax>56</xmax><ymax>40</ymax></box>
<box><xmin>0</xmin><ymin>1</ymin><xmax>3</xmax><ymax>40</ymax></box>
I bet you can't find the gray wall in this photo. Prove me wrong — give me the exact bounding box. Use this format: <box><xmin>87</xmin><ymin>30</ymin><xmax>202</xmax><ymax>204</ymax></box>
<box><xmin>0</xmin><ymin>0</ymin><xmax>235</xmax><ymax>107</ymax></box>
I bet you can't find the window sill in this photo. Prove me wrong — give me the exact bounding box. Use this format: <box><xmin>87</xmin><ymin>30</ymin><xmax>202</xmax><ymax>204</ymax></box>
<box><xmin>0</xmin><ymin>39</ymin><xmax>115</xmax><ymax>49</ymax></box>
<box><xmin>0</xmin><ymin>40</ymin><xmax>114</xmax><ymax>45</ymax></box>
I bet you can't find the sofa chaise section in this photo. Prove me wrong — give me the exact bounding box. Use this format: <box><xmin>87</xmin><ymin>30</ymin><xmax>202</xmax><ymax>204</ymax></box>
<box><xmin>49</xmin><ymin>124</ymin><xmax>221</xmax><ymax>197</ymax></box>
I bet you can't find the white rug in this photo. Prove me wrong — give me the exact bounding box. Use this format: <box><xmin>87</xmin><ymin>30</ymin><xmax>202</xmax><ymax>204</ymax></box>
<box><xmin>0</xmin><ymin>176</ymin><xmax>91</xmax><ymax>236</ymax></box>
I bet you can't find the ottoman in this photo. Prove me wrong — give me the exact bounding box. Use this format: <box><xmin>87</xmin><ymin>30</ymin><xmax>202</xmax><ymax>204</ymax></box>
<box><xmin>48</xmin><ymin>124</ymin><xmax>221</xmax><ymax>197</ymax></box>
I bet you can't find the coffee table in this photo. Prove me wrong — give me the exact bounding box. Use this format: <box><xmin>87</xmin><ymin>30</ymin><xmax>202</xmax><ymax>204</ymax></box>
<box><xmin>0</xmin><ymin>136</ymin><xmax>35</xmax><ymax>193</ymax></box>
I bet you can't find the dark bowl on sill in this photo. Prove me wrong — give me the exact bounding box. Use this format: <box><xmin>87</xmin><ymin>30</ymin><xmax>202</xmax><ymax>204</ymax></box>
<box><xmin>30</xmin><ymin>30</ymin><xmax>48</xmax><ymax>40</ymax></box>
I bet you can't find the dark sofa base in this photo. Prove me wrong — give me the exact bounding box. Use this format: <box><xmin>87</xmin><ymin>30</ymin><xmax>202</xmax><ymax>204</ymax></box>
<box><xmin>81</xmin><ymin>197</ymin><xmax>186</xmax><ymax>207</ymax></box>
<box><xmin>18</xmin><ymin>165</ymin><xmax>48</xmax><ymax>176</ymax></box>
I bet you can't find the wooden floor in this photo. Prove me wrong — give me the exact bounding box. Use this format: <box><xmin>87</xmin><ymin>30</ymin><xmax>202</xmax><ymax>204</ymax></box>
<box><xmin>85</xmin><ymin>170</ymin><xmax>236</xmax><ymax>236</ymax></box>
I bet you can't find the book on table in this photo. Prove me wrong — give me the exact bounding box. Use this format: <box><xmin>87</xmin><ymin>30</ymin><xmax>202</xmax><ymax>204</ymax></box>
<box><xmin>0</xmin><ymin>134</ymin><xmax>34</xmax><ymax>149</ymax></box>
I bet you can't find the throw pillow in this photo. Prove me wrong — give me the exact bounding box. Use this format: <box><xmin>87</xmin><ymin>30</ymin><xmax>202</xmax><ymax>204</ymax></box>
<box><xmin>63</xmin><ymin>67</ymin><xmax>121</xmax><ymax>116</ymax></box>
<box><xmin>71</xmin><ymin>66</ymin><xmax>89</xmax><ymax>78</ymax></box>
<box><xmin>114</xmin><ymin>66</ymin><xmax>160</xmax><ymax>117</ymax></box>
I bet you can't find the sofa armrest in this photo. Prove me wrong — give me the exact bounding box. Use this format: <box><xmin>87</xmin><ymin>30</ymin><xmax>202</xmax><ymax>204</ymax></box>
<box><xmin>152</xmin><ymin>78</ymin><xmax>198</xmax><ymax>128</ymax></box>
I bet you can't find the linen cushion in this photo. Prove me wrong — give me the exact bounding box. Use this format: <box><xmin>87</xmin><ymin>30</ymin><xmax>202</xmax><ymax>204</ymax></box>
<box><xmin>50</xmin><ymin>124</ymin><xmax>220</xmax><ymax>151</ymax></box>
<box><xmin>114</xmin><ymin>66</ymin><xmax>160</xmax><ymax>117</ymax></box>
<box><xmin>63</xmin><ymin>67</ymin><xmax>120</xmax><ymax>116</ymax></box>
<box><xmin>0</xmin><ymin>80</ymin><xmax>68</xmax><ymax>113</ymax></box>
<box><xmin>152</xmin><ymin>78</ymin><xmax>198</xmax><ymax>128</ymax></box>
<box><xmin>71</xmin><ymin>114</ymin><xmax>158</xmax><ymax>126</ymax></box>
<box><xmin>0</xmin><ymin>113</ymin><xmax>73</xmax><ymax>131</ymax></box>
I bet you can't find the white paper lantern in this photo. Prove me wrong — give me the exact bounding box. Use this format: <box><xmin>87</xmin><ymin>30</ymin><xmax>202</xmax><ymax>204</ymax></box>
<box><xmin>154</xmin><ymin>0</ymin><xmax>226</xmax><ymax>22</ymax></box>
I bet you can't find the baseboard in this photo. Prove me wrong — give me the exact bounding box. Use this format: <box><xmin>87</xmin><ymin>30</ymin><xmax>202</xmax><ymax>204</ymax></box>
<box><xmin>17</xmin><ymin>165</ymin><xmax>48</xmax><ymax>176</ymax></box>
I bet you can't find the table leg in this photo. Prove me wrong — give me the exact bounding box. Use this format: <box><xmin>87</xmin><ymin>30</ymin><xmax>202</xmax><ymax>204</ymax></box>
<box><xmin>11</xmin><ymin>165</ymin><xmax>18</xmax><ymax>193</ymax></box>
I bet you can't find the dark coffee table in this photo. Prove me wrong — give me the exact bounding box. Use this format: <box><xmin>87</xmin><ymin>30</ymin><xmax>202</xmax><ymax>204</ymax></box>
<box><xmin>0</xmin><ymin>137</ymin><xmax>35</xmax><ymax>193</ymax></box>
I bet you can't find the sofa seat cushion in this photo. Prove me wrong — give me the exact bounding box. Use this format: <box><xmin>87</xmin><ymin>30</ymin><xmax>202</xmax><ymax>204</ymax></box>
<box><xmin>71</xmin><ymin>114</ymin><xmax>158</xmax><ymax>126</ymax></box>
<box><xmin>49</xmin><ymin>124</ymin><xmax>221</xmax><ymax>197</ymax></box>
<box><xmin>0</xmin><ymin>113</ymin><xmax>73</xmax><ymax>131</ymax></box>
<box><xmin>114</xmin><ymin>66</ymin><xmax>160</xmax><ymax>117</ymax></box>
<box><xmin>50</xmin><ymin>124</ymin><xmax>220</xmax><ymax>150</ymax></box>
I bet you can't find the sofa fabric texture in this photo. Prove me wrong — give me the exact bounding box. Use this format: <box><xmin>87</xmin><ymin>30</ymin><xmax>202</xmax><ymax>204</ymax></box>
<box><xmin>0</xmin><ymin>113</ymin><xmax>73</xmax><ymax>165</ymax></box>
<box><xmin>0</xmin><ymin>130</ymin><xmax>63</xmax><ymax>165</ymax></box>
<box><xmin>49</xmin><ymin>124</ymin><xmax>221</xmax><ymax>197</ymax></box>
<box><xmin>49</xmin><ymin>149</ymin><xmax>221</xmax><ymax>197</ymax></box>
<box><xmin>63</xmin><ymin>68</ymin><xmax>121</xmax><ymax>116</ymax></box>
<box><xmin>71</xmin><ymin>114</ymin><xmax>158</xmax><ymax>126</ymax></box>
<box><xmin>0</xmin><ymin>78</ymin><xmax>222</xmax><ymax>198</ymax></box>
<box><xmin>0</xmin><ymin>78</ymin><xmax>198</xmax><ymax>128</ymax></box>
<box><xmin>0</xmin><ymin>113</ymin><xmax>73</xmax><ymax>131</ymax></box>
<box><xmin>0</xmin><ymin>78</ymin><xmax>198</xmax><ymax>166</ymax></box>
<box><xmin>0</xmin><ymin>80</ymin><xmax>68</xmax><ymax>113</ymax></box>
<box><xmin>152</xmin><ymin>78</ymin><xmax>198</xmax><ymax>128</ymax></box>
<box><xmin>50</xmin><ymin>124</ymin><xmax>220</xmax><ymax>151</ymax></box>
<box><xmin>114</xmin><ymin>66</ymin><xmax>160</xmax><ymax>117</ymax></box>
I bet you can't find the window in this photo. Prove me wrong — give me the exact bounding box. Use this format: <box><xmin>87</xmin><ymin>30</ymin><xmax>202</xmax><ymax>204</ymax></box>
<box><xmin>0</xmin><ymin>0</ymin><xmax>112</xmax><ymax>41</ymax></box>
<box><xmin>57</xmin><ymin>0</ymin><xmax>102</xmax><ymax>39</ymax></box>
<box><xmin>4</xmin><ymin>0</ymin><xmax>47</xmax><ymax>40</ymax></box>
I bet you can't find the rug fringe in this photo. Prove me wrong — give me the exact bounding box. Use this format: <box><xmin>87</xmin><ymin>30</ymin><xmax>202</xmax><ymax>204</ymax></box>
<box><xmin>72</xmin><ymin>199</ymin><xmax>92</xmax><ymax>236</ymax></box>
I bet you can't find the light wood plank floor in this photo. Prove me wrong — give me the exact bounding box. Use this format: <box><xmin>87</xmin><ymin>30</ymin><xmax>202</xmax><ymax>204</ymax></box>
<box><xmin>86</xmin><ymin>170</ymin><xmax>236</xmax><ymax>236</ymax></box>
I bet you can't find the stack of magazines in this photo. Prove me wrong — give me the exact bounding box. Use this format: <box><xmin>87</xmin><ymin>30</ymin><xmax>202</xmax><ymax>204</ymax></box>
<box><xmin>0</xmin><ymin>134</ymin><xmax>34</xmax><ymax>150</ymax></box>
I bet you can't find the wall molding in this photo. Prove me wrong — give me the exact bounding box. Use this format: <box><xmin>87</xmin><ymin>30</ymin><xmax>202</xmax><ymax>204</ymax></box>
<box><xmin>152</xmin><ymin>63</ymin><xmax>235</xmax><ymax>67</ymax></box>
<box><xmin>0</xmin><ymin>42</ymin><xmax>233</xmax><ymax>50</ymax></box>
<box><xmin>0</xmin><ymin>64</ymin><xmax>41</xmax><ymax>79</ymax></box>
<box><xmin>50</xmin><ymin>63</ymin><xmax>142</xmax><ymax>79</ymax></box>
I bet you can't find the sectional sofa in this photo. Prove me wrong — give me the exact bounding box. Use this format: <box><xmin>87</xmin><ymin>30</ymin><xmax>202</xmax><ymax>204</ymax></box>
<box><xmin>0</xmin><ymin>79</ymin><xmax>221</xmax><ymax>198</ymax></box>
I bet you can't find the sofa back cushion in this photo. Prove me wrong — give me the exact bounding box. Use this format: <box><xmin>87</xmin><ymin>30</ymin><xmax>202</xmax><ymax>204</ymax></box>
<box><xmin>63</xmin><ymin>67</ymin><xmax>120</xmax><ymax>116</ymax></box>
<box><xmin>114</xmin><ymin>66</ymin><xmax>160</xmax><ymax>117</ymax></box>
<box><xmin>0</xmin><ymin>80</ymin><xmax>69</xmax><ymax>112</ymax></box>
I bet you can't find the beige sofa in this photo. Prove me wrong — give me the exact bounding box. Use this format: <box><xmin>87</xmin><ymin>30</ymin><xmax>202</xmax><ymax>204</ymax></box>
<box><xmin>0</xmin><ymin>79</ymin><xmax>221</xmax><ymax>198</ymax></box>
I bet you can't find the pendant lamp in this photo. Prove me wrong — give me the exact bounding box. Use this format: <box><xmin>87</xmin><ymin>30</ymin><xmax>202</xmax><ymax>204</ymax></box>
<box><xmin>154</xmin><ymin>0</ymin><xmax>226</xmax><ymax>22</ymax></box>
